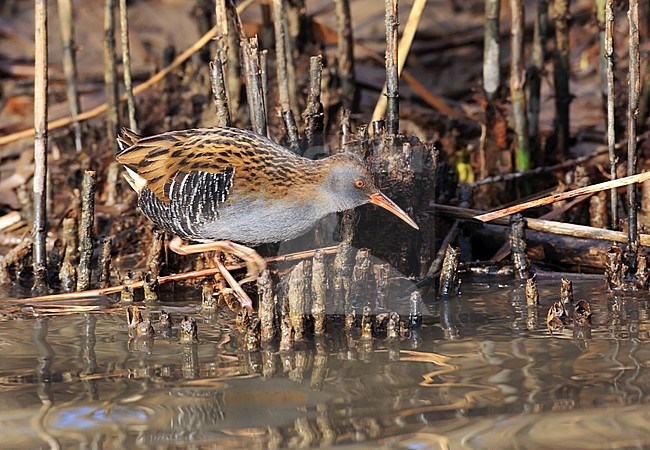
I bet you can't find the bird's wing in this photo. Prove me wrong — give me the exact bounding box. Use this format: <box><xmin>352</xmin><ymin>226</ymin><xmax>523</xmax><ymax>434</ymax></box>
<box><xmin>116</xmin><ymin>128</ymin><xmax>240</xmax><ymax>204</ymax></box>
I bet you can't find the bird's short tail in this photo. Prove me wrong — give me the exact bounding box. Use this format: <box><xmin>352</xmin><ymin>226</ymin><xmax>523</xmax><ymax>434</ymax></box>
<box><xmin>122</xmin><ymin>166</ymin><xmax>147</xmax><ymax>193</ymax></box>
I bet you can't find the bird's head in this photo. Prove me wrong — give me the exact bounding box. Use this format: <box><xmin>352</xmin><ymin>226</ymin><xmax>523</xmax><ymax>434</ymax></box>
<box><xmin>320</xmin><ymin>153</ymin><xmax>419</xmax><ymax>229</ymax></box>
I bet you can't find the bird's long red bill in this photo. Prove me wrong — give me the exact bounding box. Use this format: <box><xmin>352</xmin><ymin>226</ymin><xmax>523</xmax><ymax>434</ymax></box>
<box><xmin>369</xmin><ymin>193</ymin><xmax>419</xmax><ymax>229</ymax></box>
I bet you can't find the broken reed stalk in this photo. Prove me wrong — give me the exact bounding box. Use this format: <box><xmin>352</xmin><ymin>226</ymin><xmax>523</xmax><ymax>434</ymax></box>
<box><xmin>437</xmin><ymin>203</ymin><xmax>650</xmax><ymax>246</ymax></box>
<box><xmin>374</xmin><ymin>263</ymin><xmax>390</xmax><ymax>311</ymax></box>
<box><xmin>438</xmin><ymin>245</ymin><xmax>460</xmax><ymax>297</ymax></box>
<box><xmin>528</xmin><ymin>0</ymin><xmax>548</xmax><ymax>148</ymax></box>
<box><xmin>589</xmin><ymin>191</ymin><xmax>608</xmax><ymax>228</ymax></box>
<box><xmin>525</xmin><ymin>274</ymin><xmax>539</xmax><ymax>306</ymax></box>
<box><xmin>77</xmin><ymin>170</ymin><xmax>96</xmax><ymax>291</ymax></box>
<box><xmin>33</xmin><ymin>0</ymin><xmax>49</xmax><ymax>289</ymax></box>
<box><xmin>384</xmin><ymin>0</ymin><xmax>399</xmax><ymax>136</ymax></box>
<box><xmin>333</xmin><ymin>213</ymin><xmax>356</xmax><ymax>315</ymax></box>
<box><xmin>311</xmin><ymin>249</ymin><xmax>326</xmax><ymax>334</ymax></box>
<box><xmin>146</xmin><ymin>229</ymin><xmax>164</xmax><ymax>278</ymax></box>
<box><xmin>509</xmin><ymin>0</ymin><xmax>530</xmax><ymax>171</ymax></box>
<box><xmin>209</xmin><ymin>54</ymin><xmax>231</xmax><ymax>127</ymax></box>
<box><xmin>302</xmin><ymin>55</ymin><xmax>324</xmax><ymax>151</ymax></box>
<box><xmin>258</xmin><ymin>269</ymin><xmax>276</xmax><ymax>342</ymax></box>
<box><xmin>627</xmin><ymin>0</ymin><xmax>640</xmax><ymax>253</ymax></box>
<box><xmin>509</xmin><ymin>214</ymin><xmax>530</xmax><ymax>279</ymax></box>
<box><xmin>560</xmin><ymin>277</ymin><xmax>573</xmax><ymax>306</ymax></box>
<box><xmin>605</xmin><ymin>0</ymin><xmax>618</xmax><ymax>228</ymax></box>
<box><xmin>333</xmin><ymin>0</ymin><xmax>356</xmax><ymax>109</ymax></box>
<box><xmin>372</xmin><ymin>0</ymin><xmax>427</xmax><ymax>123</ymax></box>
<box><xmin>119</xmin><ymin>0</ymin><xmax>138</xmax><ymax>132</ymax></box>
<box><xmin>59</xmin><ymin>217</ymin><xmax>78</xmax><ymax>291</ymax></box>
<box><xmin>272</xmin><ymin>0</ymin><xmax>291</xmax><ymax>113</ymax></box>
<box><xmin>553</xmin><ymin>0</ymin><xmax>570</xmax><ymax>158</ymax></box>
<box><xmin>241</xmin><ymin>37</ymin><xmax>267</xmax><ymax>136</ymax></box>
<box><xmin>483</xmin><ymin>0</ymin><xmax>501</xmax><ymax>101</ymax></box>
<box><xmin>282</xmin><ymin>110</ymin><xmax>301</xmax><ymax>154</ymax></box>
<box><xmin>350</xmin><ymin>248</ymin><xmax>371</xmax><ymax>312</ymax></box>
<box><xmin>425</xmin><ymin>220</ymin><xmax>459</xmax><ymax>278</ymax></box>
<box><xmin>97</xmin><ymin>236</ymin><xmax>112</xmax><ymax>289</ymax></box>
<box><xmin>279</xmin><ymin>288</ymin><xmax>293</xmax><ymax>350</ymax></box>
<box><xmin>104</xmin><ymin>0</ymin><xmax>119</xmax><ymax>150</ymax></box>
<box><xmin>0</xmin><ymin>238</ymin><xmax>31</xmax><ymax>284</ymax></box>
<box><xmin>475</xmin><ymin>170</ymin><xmax>650</xmax><ymax>222</ymax></box>
<box><xmin>215</xmin><ymin>0</ymin><xmax>242</xmax><ymax>121</ymax></box>
<box><xmin>288</xmin><ymin>261</ymin><xmax>307</xmax><ymax>340</ymax></box>
<box><xmin>56</xmin><ymin>0</ymin><xmax>82</xmax><ymax>152</ymax></box>
<box><xmin>260</xmin><ymin>49</ymin><xmax>269</xmax><ymax>136</ymax></box>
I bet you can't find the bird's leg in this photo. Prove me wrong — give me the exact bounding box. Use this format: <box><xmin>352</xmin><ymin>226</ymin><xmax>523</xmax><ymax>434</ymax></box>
<box><xmin>169</xmin><ymin>236</ymin><xmax>266</xmax><ymax>312</ymax></box>
<box><xmin>168</xmin><ymin>236</ymin><xmax>267</xmax><ymax>283</ymax></box>
<box><xmin>211</xmin><ymin>252</ymin><xmax>253</xmax><ymax>312</ymax></box>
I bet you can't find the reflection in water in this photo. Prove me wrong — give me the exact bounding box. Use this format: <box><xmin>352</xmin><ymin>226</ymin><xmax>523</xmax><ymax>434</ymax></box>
<box><xmin>2</xmin><ymin>276</ymin><xmax>650</xmax><ymax>447</ymax></box>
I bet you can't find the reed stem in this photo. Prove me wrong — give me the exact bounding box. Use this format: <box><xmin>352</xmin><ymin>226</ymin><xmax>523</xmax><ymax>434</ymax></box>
<box><xmin>627</xmin><ymin>0</ymin><xmax>640</xmax><ymax>263</ymax></box>
<box><xmin>119</xmin><ymin>0</ymin><xmax>138</xmax><ymax>132</ymax></box>
<box><xmin>333</xmin><ymin>0</ymin><xmax>356</xmax><ymax>109</ymax></box>
<box><xmin>33</xmin><ymin>0</ymin><xmax>49</xmax><ymax>289</ymax></box>
<box><xmin>384</xmin><ymin>0</ymin><xmax>399</xmax><ymax>135</ymax></box>
<box><xmin>552</xmin><ymin>0</ymin><xmax>570</xmax><ymax>158</ymax></box>
<box><xmin>104</xmin><ymin>0</ymin><xmax>119</xmax><ymax>150</ymax></box>
<box><xmin>605</xmin><ymin>0</ymin><xmax>618</xmax><ymax>229</ymax></box>
<box><xmin>57</xmin><ymin>0</ymin><xmax>83</xmax><ymax>152</ymax></box>
<box><xmin>510</xmin><ymin>0</ymin><xmax>530</xmax><ymax>171</ymax></box>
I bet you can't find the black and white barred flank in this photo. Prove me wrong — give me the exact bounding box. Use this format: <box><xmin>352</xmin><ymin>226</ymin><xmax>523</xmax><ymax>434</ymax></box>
<box><xmin>138</xmin><ymin>168</ymin><xmax>234</xmax><ymax>240</ymax></box>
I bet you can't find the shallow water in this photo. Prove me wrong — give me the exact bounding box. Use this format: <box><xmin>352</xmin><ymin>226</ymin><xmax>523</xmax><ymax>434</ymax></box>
<box><xmin>1</xmin><ymin>275</ymin><xmax>650</xmax><ymax>449</ymax></box>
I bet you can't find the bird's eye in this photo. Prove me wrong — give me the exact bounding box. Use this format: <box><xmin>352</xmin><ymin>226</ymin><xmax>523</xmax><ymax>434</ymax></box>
<box><xmin>355</xmin><ymin>179</ymin><xmax>365</xmax><ymax>188</ymax></box>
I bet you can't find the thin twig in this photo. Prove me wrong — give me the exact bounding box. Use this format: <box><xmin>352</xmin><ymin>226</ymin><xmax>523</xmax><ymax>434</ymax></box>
<box><xmin>474</xmin><ymin>171</ymin><xmax>650</xmax><ymax>222</ymax></box>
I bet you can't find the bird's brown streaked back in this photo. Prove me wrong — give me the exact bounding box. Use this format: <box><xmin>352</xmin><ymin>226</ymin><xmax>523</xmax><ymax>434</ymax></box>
<box><xmin>115</xmin><ymin>127</ymin><xmax>346</xmax><ymax>204</ymax></box>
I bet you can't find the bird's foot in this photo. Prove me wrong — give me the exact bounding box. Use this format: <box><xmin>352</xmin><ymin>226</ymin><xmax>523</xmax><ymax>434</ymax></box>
<box><xmin>216</xmin><ymin>241</ymin><xmax>267</xmax><ymax>284</ymax></box>
<box><xmin>168</xmin><ymin>237</ymin><xmax>265</xmax><ymax>312</ymax></box>
<box><xmin>169</xmin><ymin>236</ymin><xmax>266</xmax><ymax>284</ymax></box>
